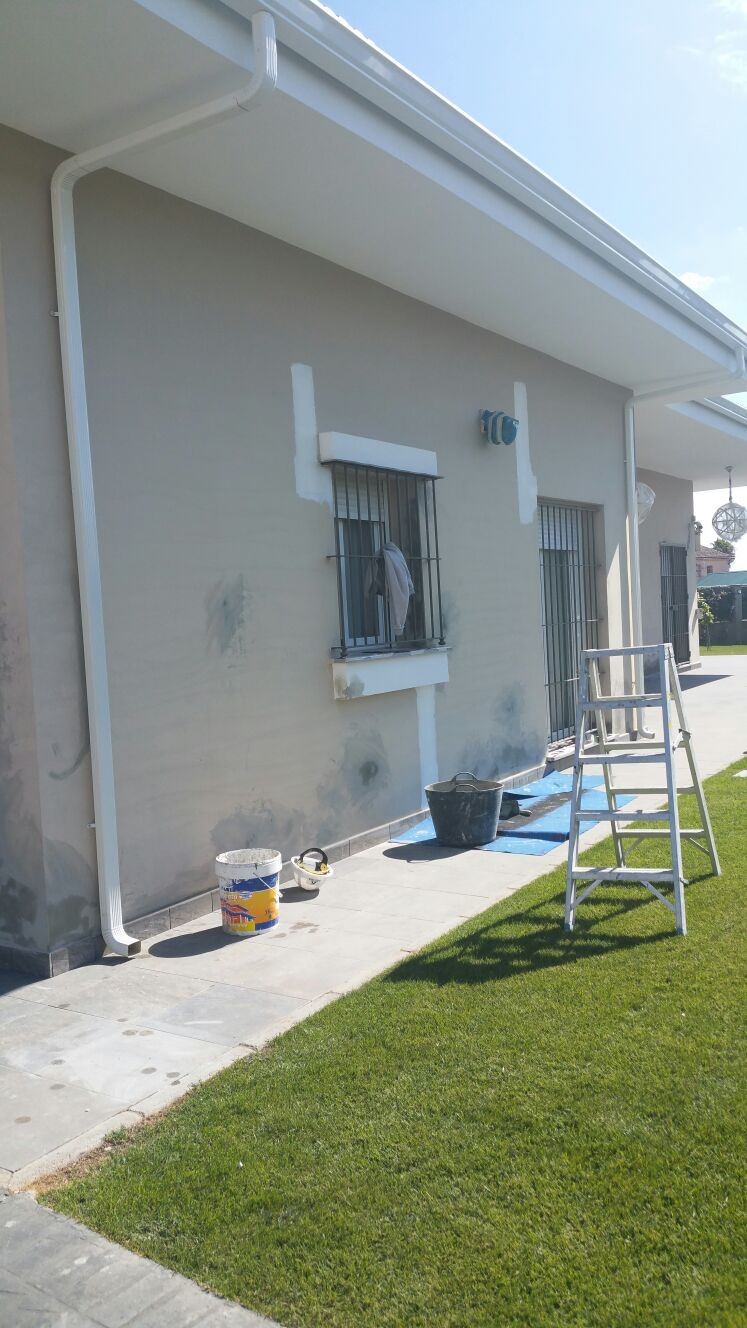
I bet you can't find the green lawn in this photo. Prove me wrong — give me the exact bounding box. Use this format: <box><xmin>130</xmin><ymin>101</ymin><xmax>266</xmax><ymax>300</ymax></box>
<box><xmin>47</xmin><ymin>761</ymin><xmax>747</xmax><ymax>1328</ymax></box>
<box><xmin>701</xmin><ymin>643</ymin><xmax>747</xmax><ymax>654</ymax></box>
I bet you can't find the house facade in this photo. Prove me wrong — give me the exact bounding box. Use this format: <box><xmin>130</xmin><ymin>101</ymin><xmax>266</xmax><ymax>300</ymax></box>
<box><xmin>1</xmin><ymin>0</ymin><xmax>746</xmax><ymax>975</ymax></box>
<box><xmin>695</xmin><ymin>533</ymin><xmax>734</xmax><ymax>579</ymax></box>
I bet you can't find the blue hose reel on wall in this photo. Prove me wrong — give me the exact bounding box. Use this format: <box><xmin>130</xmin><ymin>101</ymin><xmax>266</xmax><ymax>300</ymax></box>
<box><xmin>479</xmin><ymin>409</ymin><xmax>519</xmax><ymax>446</ymax></box>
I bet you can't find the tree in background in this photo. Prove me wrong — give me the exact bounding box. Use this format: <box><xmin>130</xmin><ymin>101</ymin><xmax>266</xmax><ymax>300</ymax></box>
<box><xmin>698</xmin><ymin>592</ymin><xmax>714</xmax><ymax>645</ymax></box>
<box><xmin>713</xmin><ymin>538</ymin><xmax>735</xmax><ymax>560</ymax></box>
<box><xmin>699</xmin><ymin>586</ymin><xmax>734</xmax><ymax>631</ymax></box>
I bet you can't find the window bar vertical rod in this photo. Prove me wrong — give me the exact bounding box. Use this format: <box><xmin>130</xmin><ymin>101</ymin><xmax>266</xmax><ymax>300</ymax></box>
<box><xmin>547</xmin><ymin>505</ymin><xmax>559</xmax><ymax>740</ymax></box>
<box><xmin>571</xmin><ymin>505</ymin><xmax>580</xmax><ymax>733</ymax></box>
<box><xmin>547</xmin><ymin>505</ymin><xmax>557</xmax><ymax>741</ymax></box>
<box><xmin>539</xmin><ymin>503</ymin><xmax>549</xmax><ymax>734</ymax></box>
<box><xmin>377</xmin><ymin>467</ymin><xmax>392</xmax><ymax>645</ymax></box>
<box><xmin>406</xmin><ymin>474</ymin><xmax>420</xmax><ymax>639</ymax></box>
<box><xmin>581</xmin><ymin>509</ymin><xmax>589</xmax><ymax>652</ymax></box>
<box><xmin>547</xmin><ymin>504</ymin><xmax>552</xmax><ymax>743</ymax></box>
<box><xmin>430</xmin><ymin>477</ymin><xmax>445</xmax><ymax>644</ymax></box>
<box><xmin>422</xmin><ymin>475</ymin><xmax>436</xmax><ymax>643</ymax></box>
<box><xmin>540</xmin><ymin>503</ymin><xmax>549</xmax><ymax>735</ymax></box>
<box><xmin>392</xmin><ymin>473</ymin><xmax>404</xmax><ymax>643</ymax></box>
<box><xmin>332</xmin><ymin>465</ymin><xmax>347</xmax><ymax>657</ymax></box>
<box><xmin>552</xmin><ymin>504</ymin><xmax>563</xmax><ymax>743</ymax></box>
<box><xmin>588</xmin><ymin>508</ymin><xmax>597</xmax><ymax>646</ymax></box>
<box><xmin>538</xmin><ymin>504</ymin><xmax>549</xmax><ymax>736</ymax></box>
<box><xmin>585</xmin><ymin>509</ymin><xmax>595</xmax><ymax>734</ymax></box>
<box><xmin>560</xmin><ymin>501</ymin><xmax>566</xmax><ymax>743</ymax></box>
<box><xmin>587</xmin><ymin>507</ymin><xmax>592</xmax><ymax>648</ymax></box>
<box><xmin>571</xmin><ymin>505</ymin><xmax>579</xmax><ymax>736</ymax></box>
<box><xmin>361</xmin><ymin>464</ymin><xmax>369</xmax><ymax>645</ymax></box>
<box><xmin>549</xmin><ymin>505</ymin><xmax>560</xmax><ymax>740</ymax></box>
<box><xmin>352</xmin><ymin>463</ymin><xmax>365</xmax><ymax>647</ymax></box>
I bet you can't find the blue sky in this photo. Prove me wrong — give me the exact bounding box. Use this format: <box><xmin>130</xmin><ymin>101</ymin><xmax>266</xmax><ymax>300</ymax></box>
<box><xmin>332</xmin><ymin>0</ymin><xmax>747</xmax><ymax>562</ymax></box>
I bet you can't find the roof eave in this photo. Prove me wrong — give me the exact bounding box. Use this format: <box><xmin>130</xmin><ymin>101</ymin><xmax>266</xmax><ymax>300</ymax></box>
<box><xmin>218</xmin><ymin>0</ymin><xmax>746</xmax><ymax>367</ymax></box>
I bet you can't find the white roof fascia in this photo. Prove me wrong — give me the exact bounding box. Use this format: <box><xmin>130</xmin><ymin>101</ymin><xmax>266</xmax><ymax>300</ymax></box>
<box><xmin>130</xmin><ymin>0</ymin><xmax>746</xmax><ymax>377</ymax></box>
<box><xmin>206</xmin><ymin>0</ymin><xmax>747</xmax><ymax>368</ymax></box>
<box><xmin>669</xmin><ymin>398</ymin><xmax>747</xmax><ymax>442</ymax></box>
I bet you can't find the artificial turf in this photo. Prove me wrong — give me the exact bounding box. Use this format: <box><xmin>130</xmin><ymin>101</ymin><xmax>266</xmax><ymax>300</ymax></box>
<box><xmin>46</xmin><ymin>761</ymin><xmax>747</xmax><ymax>1328</ymax></box>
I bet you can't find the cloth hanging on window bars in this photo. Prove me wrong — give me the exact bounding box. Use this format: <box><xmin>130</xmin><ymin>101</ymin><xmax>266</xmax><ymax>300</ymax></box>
<box><xmin>365</xmin><ymin>541</ymin><xmax>414</xmax><ymax>634</ymax></box>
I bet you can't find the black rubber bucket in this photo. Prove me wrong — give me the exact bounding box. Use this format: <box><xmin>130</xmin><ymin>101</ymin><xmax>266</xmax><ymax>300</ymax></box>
<box><xmin>425</xmin><ymin>771</ymin><xmax>503</xmax><ymax>848</ymax></box>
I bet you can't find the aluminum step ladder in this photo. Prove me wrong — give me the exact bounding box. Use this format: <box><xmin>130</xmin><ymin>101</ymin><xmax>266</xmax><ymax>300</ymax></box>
<box><xmin>565</xmin><ymin>643</ymin><xmax>720</xmax><ymax>936</ymax></box>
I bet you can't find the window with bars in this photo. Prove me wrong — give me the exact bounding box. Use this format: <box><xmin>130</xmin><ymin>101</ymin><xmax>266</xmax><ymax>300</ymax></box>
<box><xmin>328</xmin><ymin>462</ymin><xmax>445</xmax><ymax>656</ymax></box>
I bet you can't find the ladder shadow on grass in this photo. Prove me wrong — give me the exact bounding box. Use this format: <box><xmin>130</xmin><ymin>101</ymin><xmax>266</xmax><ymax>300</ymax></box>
<box><xmin>384</xmin><ymin>872</ymin><xmax>713</xmax><ymax>987</ymax></box>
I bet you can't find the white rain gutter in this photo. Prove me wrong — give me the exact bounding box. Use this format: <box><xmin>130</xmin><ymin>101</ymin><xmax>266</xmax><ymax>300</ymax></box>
<box><xmin>624</xmin><ymin>344</ymin><xmax>746</xmax><ymax>735</ymax></box>
<box><xmin>51</xmin><ymin>10</ymin><xmax>278</xmax><ymax>956</ymax></box>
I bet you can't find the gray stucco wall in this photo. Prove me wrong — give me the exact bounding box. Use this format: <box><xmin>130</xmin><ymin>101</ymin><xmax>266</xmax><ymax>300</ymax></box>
<box><xmin>637</xmin><ymin>467</ymin><xmax>699</xmax><ymax>664</ymax></box>
<box><xmin>0</xmin><ymin>126</ymin><xmax>100</xmax><ymax>969</ymax></box>
<box><xmin>0</xmin><ymin>122</ymin><xmax>631</xmax><ymax>965</ymax></box>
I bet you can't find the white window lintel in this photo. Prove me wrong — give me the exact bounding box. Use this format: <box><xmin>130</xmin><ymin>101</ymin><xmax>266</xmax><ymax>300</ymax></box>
<box><xmin>319</xmin><ymin>431</ymin><xmax>438</xmax><ymax>477</ymax></box>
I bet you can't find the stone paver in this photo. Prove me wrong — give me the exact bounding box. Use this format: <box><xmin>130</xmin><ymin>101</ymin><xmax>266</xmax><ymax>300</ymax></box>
<box><xmin>0</xmin><ymin>1191</ymin><xmax>276</xmax><ymax>1326</ymax></box>
<box><xmin>0</xmin><ymin>658</ymin><xmax>744</xmax><ymax>1191</ymax></box>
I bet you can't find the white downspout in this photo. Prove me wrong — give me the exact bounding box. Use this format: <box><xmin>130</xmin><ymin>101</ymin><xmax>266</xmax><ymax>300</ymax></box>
<box><xmin>51</xmin><ymin>12</ymin><xmax>278</xmax><ymax>957</ymax></box>
<box><xmin>625</xmin><ymin>344</ymin><xmax>746</xmax><ymax>735</ymax></box>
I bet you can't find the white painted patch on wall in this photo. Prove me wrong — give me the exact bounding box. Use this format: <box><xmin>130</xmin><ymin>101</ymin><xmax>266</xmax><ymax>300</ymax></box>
<box><xmin>416</xmin><ymin>684</ymin><xmax>439</xmax><ymax>800</ymax></box>
<box><xmin>291</xmin><ymin>363</ymin><xmax>332</xmax><ymax>508</ymax></box>
<box><xmin>513</xmin><ymin>381</ymin><xmax>537</xmax><ymax>526</ymax></box>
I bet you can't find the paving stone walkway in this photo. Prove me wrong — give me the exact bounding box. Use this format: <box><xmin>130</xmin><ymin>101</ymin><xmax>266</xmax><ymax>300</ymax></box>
<box><xmin>0</xmin><ymin>1190</ymin><xmax>276</xmax><ymax>1326</ymax></box>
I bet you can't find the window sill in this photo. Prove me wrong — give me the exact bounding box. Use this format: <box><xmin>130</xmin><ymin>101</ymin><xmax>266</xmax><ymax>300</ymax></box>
<box><xmin>332</xmin><ymin>647</ymin><xmax>449</xmax><ymax>700</ymax></box>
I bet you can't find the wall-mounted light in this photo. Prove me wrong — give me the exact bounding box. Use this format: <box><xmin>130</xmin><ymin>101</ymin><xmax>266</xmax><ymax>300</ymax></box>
<box><xmin>479</xmin><ymin>409</ymin><xmax>518</xmax><ymax>446</ymax></box>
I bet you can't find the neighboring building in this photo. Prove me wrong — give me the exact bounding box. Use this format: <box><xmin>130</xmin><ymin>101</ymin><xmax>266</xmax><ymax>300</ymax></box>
<box><xmin>695</xmin><ymin>530</ymin><xmax>734</xmax><ymax>579</ymax></box>
<box><xmin>1</xmin><ymin>0</ymin><xmax>747</xmax><ymax>975</ymax></box>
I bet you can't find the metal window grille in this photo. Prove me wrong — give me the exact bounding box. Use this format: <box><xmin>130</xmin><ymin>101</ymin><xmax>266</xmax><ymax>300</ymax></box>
<box><xmin>328</xmin><ymin>462</ymin><xmax>445</xmax><ymax>656</ymax></box>
<box><xmin>538</xmin><ymin>500</ymin><xmax>600</xmax><ymax>743</ymax></box>
<box><xmin>660</xmin><ymin>544</ymin><xmax>690</xmax><ymax>664</ymax></box>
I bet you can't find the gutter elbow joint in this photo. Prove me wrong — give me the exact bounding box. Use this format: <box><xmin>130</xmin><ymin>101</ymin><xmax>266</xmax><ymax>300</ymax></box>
<box><xmin>236</xmin><ymin>11</ymin><xmax>278</xmax><ymax>111</ymax></box>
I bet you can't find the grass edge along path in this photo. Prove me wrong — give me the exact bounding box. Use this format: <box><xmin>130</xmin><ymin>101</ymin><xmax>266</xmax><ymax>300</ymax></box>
<box><xmin>45</xmin><ymin>760</ymin><xmax>747</xmax><ymax>1328</ymax></box>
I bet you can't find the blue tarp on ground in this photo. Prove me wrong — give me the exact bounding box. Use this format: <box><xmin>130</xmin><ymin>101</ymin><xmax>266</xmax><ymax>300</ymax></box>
<box><xmin>392</xmin><ymin>771</ymin><xmax>634</xmax><ymax>856</ymax></box>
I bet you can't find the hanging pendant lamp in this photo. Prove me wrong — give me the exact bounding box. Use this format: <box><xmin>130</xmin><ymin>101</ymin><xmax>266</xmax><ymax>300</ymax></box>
<box><xmin>712</xmin><ymin>466</ymin><xmax>747</xmax><ymax>542</ymax></box>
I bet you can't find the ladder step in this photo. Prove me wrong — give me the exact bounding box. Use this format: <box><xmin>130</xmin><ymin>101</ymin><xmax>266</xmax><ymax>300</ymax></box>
<box><xmin>582</xmin><ymin>695</ymin><xmax>663</xmax><ymax>710</ymax></box>
<box><xmin>598</xmin><ymin>786</ymin><xmax>695</xmax><ymax>796</ymax></box>
<box><xmin>575</xmin><ymin>809</ymin><xmax>670</xmax><ymax>822</ymax></box>
<box><xmin>571</xmin><ymin>867</ymin><xmax>674</xmax><ymax>882</ymax></box>
<box><xmin>579</xmin><ymin>750</ymin><xmax>673</xmax><ymax>765</ymax></box>
<box><xmin>616</xmin><ymin>828</ymin><xmax>705</xmax><ymax>839</ymax></box>
<box><xmin>583</xmin><ymin>741</ymin><xmax>678</xmax><ymax>753</ymax></box>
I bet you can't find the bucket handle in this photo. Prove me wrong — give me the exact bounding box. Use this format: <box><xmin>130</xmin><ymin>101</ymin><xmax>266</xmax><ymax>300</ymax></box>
<box><xmin>452</xmin><ymin>771</ymin><xmax>484</xmax><ymax>789</ymax></box>
<box><xmin>298</xmin><ymin>846</ymin><xmax>328</xmax><ymax>871</ymax></box>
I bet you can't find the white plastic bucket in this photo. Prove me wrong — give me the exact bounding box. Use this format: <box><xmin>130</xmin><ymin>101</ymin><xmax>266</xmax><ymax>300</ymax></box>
<box><xmin>214</xmin><ymin>848</ymin><xmax>281</xmax><ymax>937</ymax></box>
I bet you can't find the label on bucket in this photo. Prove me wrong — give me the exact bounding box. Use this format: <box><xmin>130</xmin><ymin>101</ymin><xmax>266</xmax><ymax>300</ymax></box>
<box><xmin>220</xmin><ymin>875</ymin><xmax>279</xmax><ymax>935</ymax></box>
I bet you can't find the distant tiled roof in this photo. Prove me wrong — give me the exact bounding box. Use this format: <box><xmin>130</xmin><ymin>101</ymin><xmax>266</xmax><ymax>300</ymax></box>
<box><xmin>697</xmin><ymin>543</ymin><xmax>732</xmax><ymax>559</ymax></box>
<box><xmin>698</xmin><ymin>570</ymin><xmax>747</xmax><ymax>588</ymax></box>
